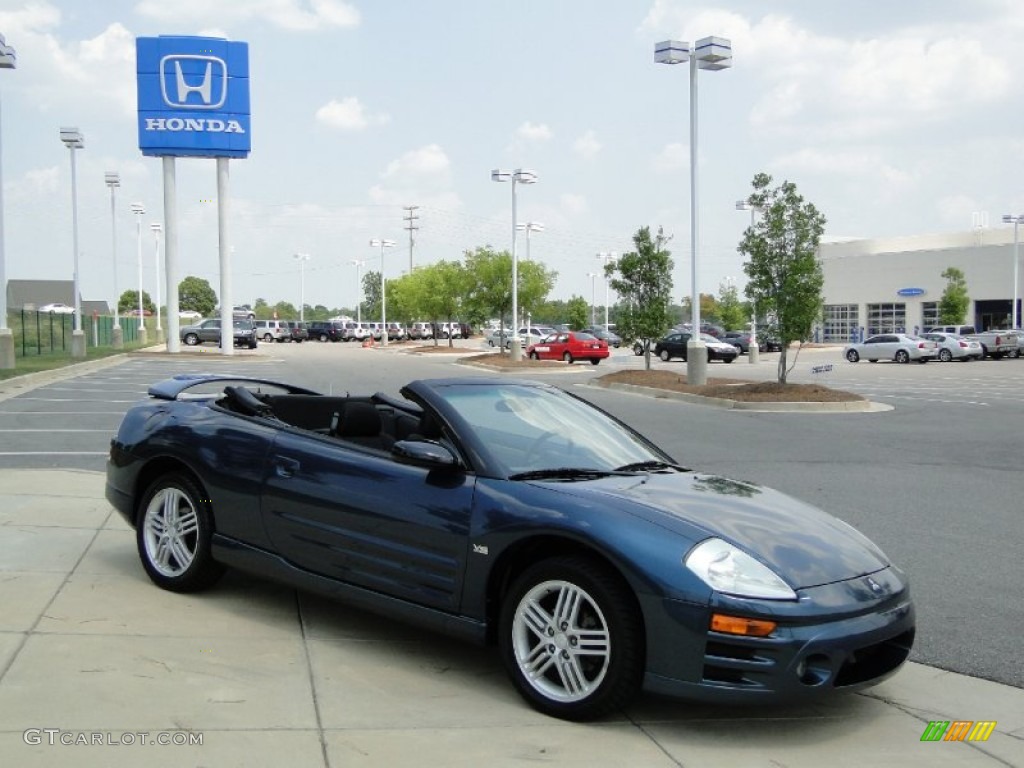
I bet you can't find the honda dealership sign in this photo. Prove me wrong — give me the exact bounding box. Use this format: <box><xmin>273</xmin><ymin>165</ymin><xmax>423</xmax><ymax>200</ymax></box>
<box><xmin>136</xmin><ymin>35</ymin><xmax>250</xmax><ymax>158</ymax></box>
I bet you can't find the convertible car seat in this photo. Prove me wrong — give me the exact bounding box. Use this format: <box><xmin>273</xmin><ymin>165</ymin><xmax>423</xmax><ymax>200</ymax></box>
<box><xmin>331</xmin><ymin>402</ymin><xmax>393</xmax><ymax>450</ymax></box>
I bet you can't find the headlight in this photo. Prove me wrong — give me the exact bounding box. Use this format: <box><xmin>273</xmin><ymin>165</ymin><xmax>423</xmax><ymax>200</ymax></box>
<box><xmin>685</xmin><ymin>538</ymin><xmax>797</xmax><ymax>600</ymax></box>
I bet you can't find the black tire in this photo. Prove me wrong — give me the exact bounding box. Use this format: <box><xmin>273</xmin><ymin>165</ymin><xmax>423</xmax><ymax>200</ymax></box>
<box><xmin>938</xmin><ymin>349</ymin><xmax>952</xmax><ymax>362</ymax></box>
<box><xmin>248</xmin><ymin>341</ymin><xmax>257</xmax><ymax>349</ymax></box>
<box><xmin>895</xmin><ymin>350</ymin><xmax>910</xmax><ymax>364</ymax></box>
<box><xmin>498</xmin><ymin>556</ymin><xmax>643</xmax><ymax>721</ymax></box>
<box><xmin>846</xmin><ymin>349</ymin><xmax>860</xmax><ymax>363</ymax></box>
<box><xmin>590</xmin><ymin>358</ymin><xmax>600</xmax><ymax>365</ymax></box>
<box><xmin>530</xmin><ymin>351</ymin><xmax>539</xmax><ymax>360</ymax></box>
<box><xmin>563</xmin><ymin>351</ymin><xmax>574</xmax><ymax>364</ymax></box>
<box><xmin>136</xmin><ymin>472</ymin><xmax>224</xmax><ymax>593</ymax></box>
<box><xmin>633</xmin><ymin>343</ymin><xmax>643</xmax><ymax>356</ymax></box>
<box><xmin>183</xmin><ymin>333</ymin><xmax>200</xmax><ymax>346</ymax></box>
<box><xmin>723</xmin><ymin>356</ymin><xmax>734</xmax><ymax>363</ymax></box>
<box><xmin>318</xmin><ymin>334</ymin><xmax>328</xmax><ymax>342</ymax></box>
<box><xmin>659</xmin><ymin>349</ymin><xmax>670</xmax><ymax>362</ymax></box>
<box><xmin>263</xmin><ymin>333</ymin><xmax>273</xmax><ymax>343</ymax></box>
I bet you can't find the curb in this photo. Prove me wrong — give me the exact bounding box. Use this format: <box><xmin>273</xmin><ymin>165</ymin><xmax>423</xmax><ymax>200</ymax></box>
<box><xmin>593</xmin><ymin>380</ymin><xmax>892</xmax><ymax>412</ymax></box>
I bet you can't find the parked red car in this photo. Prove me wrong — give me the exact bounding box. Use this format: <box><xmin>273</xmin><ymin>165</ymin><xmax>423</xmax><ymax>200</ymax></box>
<box><xmin>527</xmin><ymin>331</ymin><xmax>609</xmax><ymax>365</ymax></box>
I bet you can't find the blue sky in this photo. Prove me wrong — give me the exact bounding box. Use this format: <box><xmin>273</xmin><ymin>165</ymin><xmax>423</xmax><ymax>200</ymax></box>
<box><xmin>1</xmin><ymin>0</ymin><xmax>1022</xmax><ymax>312</ymax></box>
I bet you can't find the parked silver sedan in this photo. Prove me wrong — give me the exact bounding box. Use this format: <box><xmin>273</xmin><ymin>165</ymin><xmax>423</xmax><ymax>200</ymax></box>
<box><xmin>843</xmin><ymin>333</ymin><xmax>938</xmax><ymax>363</ymax></box>
<box><xmin>922</xmin><ymin>332</ymin><xmax>983</xmax><ymax>362</ymax></box>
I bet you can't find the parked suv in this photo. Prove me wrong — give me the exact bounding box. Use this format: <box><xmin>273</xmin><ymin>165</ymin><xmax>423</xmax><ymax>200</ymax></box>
<box><xmin>180</xmin><ymin>318</ymin><xmax>258</xmax><ymax>349</ymax></box>
<box><xmin>308</xmin><ymin>321</ymin><xmax>344</xmax><ymax>342</ymax></box>
<box><xmin>408</xmin><ymin>322</ymin><xmax>434</xmax><ymax>340</ymax></box>
<box><xmin>386</xmin><ymin>322</ymin><xmax>406</xmax><ymax>341</ymax></box>
<box><xmin>253</xmin><ymin>319</ymin><xmax>291</xmax><ymax>343</ymax></box>
<box><xmin>285</xmin><ymin>320</ymin><xmax>309</xmax><ymax>343</ymax></box>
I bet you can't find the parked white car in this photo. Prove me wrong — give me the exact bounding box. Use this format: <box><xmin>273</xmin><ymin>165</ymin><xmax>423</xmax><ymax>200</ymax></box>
<box><xmin>921</xmin><ymin>332</ymin><xmax>983</xmax><ymax>362</ymax></box>
<box><xmin>39</xmin><ymin>303</ymin><xmax>75</xmax><ymax>314</ymax></box>
<box><xmin>844</xmin><ymin>333</ymin><xmax>938</xmax><ymax>363</ymax></box>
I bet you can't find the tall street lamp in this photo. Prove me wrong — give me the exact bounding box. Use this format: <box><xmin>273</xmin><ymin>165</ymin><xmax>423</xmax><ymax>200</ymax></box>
<box><xmin>350</xmin><ymin>259</ymin><xmax>365</xmax><ymax>323</ymax></box>
<box><xmin>293</xmin><ymin>253</ymin><xmax>310</xmax><ymax>321</ymax></box>
<box><xmin>0</xmin><ymin>34</ymin><xmax>16</xmax><ymax>369</ymax></box>
<box><xmin>736</xmin><ymin>199</ymin><xmax>763</xmax><ymax>363</ymax></box>
<box><xmin>130</xmin><ymin>202</ymin><xmax>147</xmax><ymax>344</ymax></box>
<box><xmin>1002</xmin><ymin>214</ymin><xmax>1022</xmax><ymax>329</ymax></box>
<box><xmin>369</xmin><ymin>239</ymin><xmax>395</xmax><ymax>346</ymax></box>
<box><xmin>516</xmin><ymin>221</ymin><xmax>544</xmax><ymax>262</ymax></box>
<box><xmin>150</xmin><ymin>222</ymin><xmax>163</xmax><ymax>341</ymax></box>
<box><xmin>60</xmin><ymin>127</ymin><xmax>86</xmax><ymax>358</ymax></box>
<box><xmin>596</xmin><ymin>252</ymin><xmax>616</xmax><ymax>331</ymax></box>
<box><xmin>587</xmin><ymin>272</ymin><xmax>598</xmax><ymax>327</ymax></box>
<box><xmin>656</xmin><ymin>36</ymin><xmax>733</xmax><ymax>385</ymax></box>
<box><xmin>492</xmin><ymin>168</ymin><xmax>537</xmax><ymax>361</ymax></box>
<box><xmin>105</xmin><ymin>172</ymin><xmax>123</xmax><ymax>349</ymax></box>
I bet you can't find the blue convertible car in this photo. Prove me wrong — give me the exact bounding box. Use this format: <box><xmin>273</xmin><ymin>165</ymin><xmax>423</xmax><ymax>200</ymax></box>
<box><xmin>106</xmin><ymin>374</ymin><xmax>915</xmax><ymax>720</ymax></box>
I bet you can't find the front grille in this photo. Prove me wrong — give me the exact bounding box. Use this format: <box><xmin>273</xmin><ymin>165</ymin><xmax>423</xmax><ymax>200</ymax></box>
<box><xmin>834</xmin><ymin>629</ymin><xmax>915</xmax><ymax>687</ymax></box>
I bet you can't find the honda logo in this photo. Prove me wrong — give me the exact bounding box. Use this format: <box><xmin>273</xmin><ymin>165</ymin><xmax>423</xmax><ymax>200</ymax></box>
<box><xmin>159</xmin><ymin>55</ymin><xmax>227</xmax><ymax>110</ymax></box>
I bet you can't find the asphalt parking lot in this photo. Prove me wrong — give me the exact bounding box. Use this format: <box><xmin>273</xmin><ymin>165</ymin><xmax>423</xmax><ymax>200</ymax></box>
<box><xmin>0</xmin><ymin>341</ymin><xmax>1022</xmax><ymax>766</ymax></box>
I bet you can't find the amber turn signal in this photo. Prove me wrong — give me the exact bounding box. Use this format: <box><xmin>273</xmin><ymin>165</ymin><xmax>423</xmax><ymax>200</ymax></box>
<box><xmin>710</xmin><ymin>613</ymin><xmax>777</xmax><ymax>637</ymax></box>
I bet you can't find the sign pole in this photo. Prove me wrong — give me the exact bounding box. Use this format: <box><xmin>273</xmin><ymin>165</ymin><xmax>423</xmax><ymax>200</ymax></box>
<box><xmin>218</xmin><ymin>157</ymin><xmax>233</xmax><ymax>355</ymax></box>
<box><xmin>163</xmin><ymin>156</ymin><xmax>180</xmax><ymax>353</ymax></box>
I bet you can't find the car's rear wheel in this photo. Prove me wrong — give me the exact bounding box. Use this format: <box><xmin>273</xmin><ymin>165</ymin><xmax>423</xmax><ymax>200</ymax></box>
<box><xmin>895</xmin><ymin>350</ymin><xmax>910</xmax><ymax>364</ymax></box>
<box><xmin>633</xmin><ymin>343</ymin><xmax>643</xmax><ymax>356</ymax></box>
<box><xmin>499</xmin><ymin>556</ymin><xmax>643</xmax><ymax>721</ymax></box>
<box><xmin>183</xmin><ymin>333</ymin><xmax>200</xmax><ymax>346</ymax></box>
<box><xmin>136</xmin><ymin>472</ymin><xmax>224</xmax><ymax>593</ymax></box>
<box><xmin>530</xmin><ymin>351</ymin><xmax>540</xmax><ymax>360</ymax></box>
<box><xmin>659</xmin><ymin>349</ymin><xmax>670</xmax><ymax>362</ymax></box>
<box><xmin>563</xmin><ymin>352</ymin><xmax>574</xmax><ymax>364</ymax></box>
<box><xmin>846</xmin><ymin>349</ymin><xmax>860</xmax><ymax>363</ymax></box>
<box><xmin>319</xmin><ymin>334</ymin><xmax>328</xmax><ymax>342</ymax></box>
<box><xmin>263</xmin><ymin>333</ymin><xmax>273</xmax><ymax>343</ymax></box>
<box><xmin>590</xmin><ymin>358</ymin><xmax>600</xmax><ymax>365</ymax></box>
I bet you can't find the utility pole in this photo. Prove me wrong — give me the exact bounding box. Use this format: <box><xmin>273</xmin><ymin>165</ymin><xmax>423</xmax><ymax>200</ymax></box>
<box><xmin>403</xmin><ymin>205</ymin><xmax>419</xmax><ymax>273</ymax></box>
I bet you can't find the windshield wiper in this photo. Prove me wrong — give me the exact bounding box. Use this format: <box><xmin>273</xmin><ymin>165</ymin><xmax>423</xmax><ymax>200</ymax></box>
<box><xmin>613</xmin><ymin>460</ymin><xmax>687</xmax><ymax>473</ymax></box>
<box><xmin>508</xmin><ymin>467</ymin><xmax>623</xmax><ymax>482</ymax></box>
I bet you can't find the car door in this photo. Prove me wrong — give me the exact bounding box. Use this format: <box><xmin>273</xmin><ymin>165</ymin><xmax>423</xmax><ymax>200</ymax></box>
<box><xmin>200</xmin><ymin>320</ymin><xmax>221</xmax><ymax>343</ymax></box>
<box><xmin>261</xmin><ymin>431</ymin><xmax>475</xmax><ymax>612</ymax></box>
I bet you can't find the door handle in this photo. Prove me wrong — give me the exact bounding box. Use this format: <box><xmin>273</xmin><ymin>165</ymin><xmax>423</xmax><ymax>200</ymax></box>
<box><xmin>275</xmin><ymin>456</ymin><xmax>300</xmax><ymax>478</ymax></box>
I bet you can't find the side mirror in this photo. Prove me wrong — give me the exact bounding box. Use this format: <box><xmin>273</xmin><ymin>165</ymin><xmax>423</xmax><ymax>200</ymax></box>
<box><xmin>392</xmin><ymin>439</ymin><xmax>457</xmax><ymax>468</ymax></box>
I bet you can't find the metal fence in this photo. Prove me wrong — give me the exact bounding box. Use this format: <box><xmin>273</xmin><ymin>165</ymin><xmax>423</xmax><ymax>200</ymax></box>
<box><xmin>11</xmin><ymin>310</ymin><xmax>144</xmax><ymax>356</ymax></box>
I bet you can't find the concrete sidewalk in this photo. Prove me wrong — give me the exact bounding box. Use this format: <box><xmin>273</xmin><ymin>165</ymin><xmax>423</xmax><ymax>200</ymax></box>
<box><xmin>0</xmin><ymin>469</ymin><xmax>1020</xmax><ymax>767</ymax></box>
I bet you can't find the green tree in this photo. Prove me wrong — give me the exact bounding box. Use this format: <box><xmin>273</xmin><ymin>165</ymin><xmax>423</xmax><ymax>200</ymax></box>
<box><xmin>463</xmin><ymin>247</ymin><xmax>556</xmax><ymax>347</ymax></box>
<box><xmin>605</xmin><ymin>226</ymin><xmax>674</xmax><ymax>370</ymax></box>
<box><xmin>938</xmin><ymin>267</ymin><xmax>970</xmax><ymax>324</ymax></box>
<box><xmin>739</xmin><ymin>173</ymin><xmax>826</xmax><ymax>384</ymax></box>
<box><xmin>363</xmin><ymin>270</ymin><xmax>382</xmax><ymax>321</ymax></box>
<box><xmin>178</xmin><ymin>276</ymin><xmax>217</xmax><ymax>317</ymax></box>
<box><xmin>717</xmin><ymin>281</ymin><xmax>747</xmax><ymax>330</ymax></box>
<box><xmin>413</xmin><ymin>260</ymin><xmax>469</xmax><ymax>347</ymax></box>
<box><xmin>565</xmin><ymin>295</ymin><xmax>589</xmax><ymax>330</ymax></box>
<box><xmin>117</xmin><ymin>289</ymin><xmax>154</xmax><ymax>315</ymax></box>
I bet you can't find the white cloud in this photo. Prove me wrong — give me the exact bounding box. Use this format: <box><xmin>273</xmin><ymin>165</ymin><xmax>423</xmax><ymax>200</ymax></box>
<box><xmin>652</xmin><ymin>142</ymin><xmax>688</xmax><ymax>172</ymax></box>
<box><xmin>573</xmin><ymin>130</ymin><xmax>602</xmax><ymax>160</ymax></box>
<box><xmin>315</xmin><ymin>97</ymin><xmax>390</xmax><ymax>131</ymax></box>
<box><xmin>560</xmin><ymin>193</ymin><xmax>588</xmax><ymax>216</ymax></box>
<box><xmin>135</xmin><ymin>0</ymin><xmax>361</xmax><ymax>31</ymax></box>
<box><xmin>517</xmin><ymin>121</ymin><xmax>553</xmax><ymax>142</ymax></box>
<box><xmin>368</xmin><ymin>145</ymin><xmax>462</xmax><ymax>208</ymax></box>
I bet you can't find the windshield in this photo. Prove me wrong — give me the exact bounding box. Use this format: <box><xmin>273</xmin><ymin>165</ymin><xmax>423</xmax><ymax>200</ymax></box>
<box><xmin>435</xmin><ymin>383</ymin><xmax>670</xmax><ymax>477</ymax></box>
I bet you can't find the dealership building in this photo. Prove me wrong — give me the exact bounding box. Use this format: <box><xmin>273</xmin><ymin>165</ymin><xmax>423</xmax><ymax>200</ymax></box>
<box><xmin>818</xmin><ymin>227</ymin><xmax>1022</xmax><ymax>342</ymax></box>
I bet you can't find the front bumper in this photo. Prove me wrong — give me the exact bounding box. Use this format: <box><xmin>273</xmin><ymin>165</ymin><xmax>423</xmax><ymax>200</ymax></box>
<box><xmin>642</xmin><ymin>568</ymin><xmax>915</xmax><ymax>703</ymax></box>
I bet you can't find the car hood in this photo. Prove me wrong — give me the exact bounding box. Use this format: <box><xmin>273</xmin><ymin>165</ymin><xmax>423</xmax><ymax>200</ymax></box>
<box><xmin>564</xmin><ymin>471</ymin><xmax>889</xmax><ymax>589</ymax></box>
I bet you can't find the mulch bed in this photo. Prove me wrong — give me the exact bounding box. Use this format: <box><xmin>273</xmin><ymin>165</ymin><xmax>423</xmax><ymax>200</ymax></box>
<box><xmin>598</xmin><ymin>369</ymin><xmax>863</xmax><ymax>403</ymax></box>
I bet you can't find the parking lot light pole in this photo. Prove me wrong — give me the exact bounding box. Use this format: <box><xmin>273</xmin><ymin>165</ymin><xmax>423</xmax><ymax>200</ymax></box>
<box><xmin>1002</xmin><ymin>214</ymin><xmax>1022</xmax><ymax>329</ymax></box>
<box><xmin>656</xmin><ymin>37</ymin><xmax>732</xmax><ymax>385</ymax></box>
<box><xmin>492</xmin><ymin>169</ymin><xmax>538</xmax><ymax>361</ymax></box>
<box><xmin>293</xmin><ymin>253</ymin><xmax>310</xmax><ymax>322</ymax></box>
<box><xmin>130</xmin><ymin>202</ymin><xmax>147</xmax><ymax>345</ymax></box>
<box><xmin>60</xmin><ymin>127</ymin><xmax>86</xmax><ymax>358</ymax></box>
<box><xmin>596</xmin><ymin>252</ymin><xmax>616</xmax><ymax>331</ymax></box>
<box><xmin>736</xmin><ymin>199</ymin><xmax>763</xmax><ymax>363</ymax></box>
<box><xmin>150</xmin><ymin>222</ymin><xmax>163</xmax><ymax>341</ymax></box>
<box><xmin>588</xmin><ymin>272</ymin><xmax>598</xmax><ymax>326</ymax></box>
<box><xmin>0</xmin><ymin>35</ymin><xmax>15</xmax><ymax>369</ymax></box>
<box><xmin>350</xmin><ymin>259</ymin><xmax>365</xmax><ymax>323</ymax></box>
<box><xmin>516</xmin><ymin>221</ymin><xmax>544</xmax><ymax>263</ymax></box>
<box><xmin>105</xmin><ymin>172</ymin><xmax>123</xmax><ymax>349</ymax></box>
<box><xmin>369</xmin><ymin>239</ymin><xmax>395</xmax><ymax>346</ymax></box>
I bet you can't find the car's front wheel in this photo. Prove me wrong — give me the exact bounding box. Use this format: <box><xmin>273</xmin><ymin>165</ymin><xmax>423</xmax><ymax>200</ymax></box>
<box><xmin>529</xmin><ymin>351</ymin><xmax>540</xmax><ymax>360</ymax></box>
<box><xmin>846</xmin><ymin>349</ymin><xmax>860</xmax><ymax>363</ymax></box>
<box><xmin>183</xmin><ymin>333</ymin><xmax>200</xmax><ymax>346</ymax></box>
<box><xmin>499</xmin><ymin>556</ymin><xmax>643</xmax><ymax>721</ymax></box>
<box><xmin>136</xmin><ymin>472</ymin><xmax>224</xmax><ymax>593</ymax></box>
<box><xmin>563</xmin><ymin>352</ymin><xmax>574</xmax><ymax>364</ymax></box>
<box><xmin>659</xmin><ymin>349</ymin><xmax>670</xmax><ymax>362</ymax></box>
